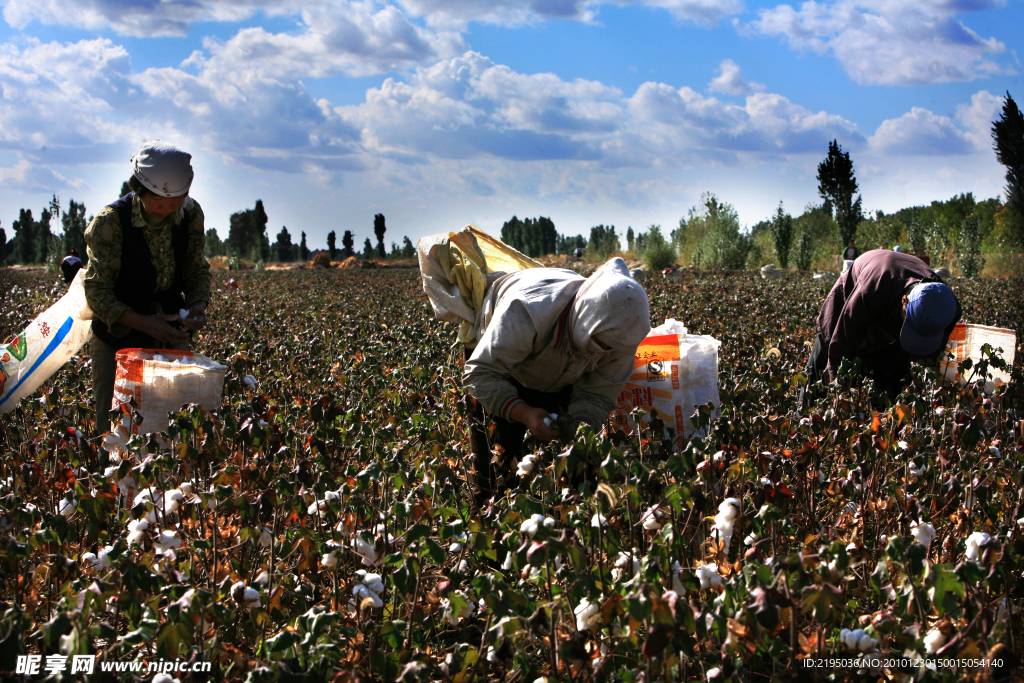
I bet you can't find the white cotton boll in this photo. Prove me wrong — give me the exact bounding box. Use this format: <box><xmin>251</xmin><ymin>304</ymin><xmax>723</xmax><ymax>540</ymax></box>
<box><xmin>153</xmin><ymin>674</ymin><xmax>180</xmax><ymax>683</ymax></box>
<box><xmin>520</xmin><ymin>514</ymin><xmax>545</xmax><ymax>537</ymax></box>
<box><xmin>165</xmin><ymin>489</ymin><xmax>184</xmax><ymax>514</ymax></box>
<box><xmin>352</xmin><ymin>536</ymin><xmax>377</xmax><ymax>565</ymax></box>
<box><xmin>154</xmin><ymin>529</ymin><xmax>182</xmax><ymax>554</ymax></box>
<box><xmin>517</xmin><ymin>454</ymin><xmax>537</xmax><ymax>477</ymax></box>
<box><xmin>591</xmin><ymin>513</ymin><xmax>607</xmax><ymax>528</ymax></box>
<box><xmin>243</xmin><ymin>375</ymin><xmax>257</xmax><ymax>388</ymax></box>
<box><xmin>354</xmin><ymin>584</ymin><xmax>384</xmax><ymax>609</ymax></box>
<box><xmin>241</xmin><ymin>587</ymin><xmax>261</xmax><ymax>609</ymax></box>
<box><xmin>115</xmin><ymin>474</ymin><xmax>135</xmax><ymax>497</ymax></box>
<box><xmin>857</xmin><ymin>632</ymin><xmax>877</xmax><ymax>652</ymax></box>
<box><xmin>706</xmin><ymin>668</ymin><xmax>721</xmax><ymax>681</ymax></box>
<box><xmin>81</xmin><ymin>552</ymin><xmax>98</xmax><ymax>569</ymax></box>
<box><xmin>989</xmin><ymin>446</ymin><xmax>1001</xmax><ymax>458</ymax></box>
<box><xmin>965</xmin><ymin>531</ymin><xmax>991</xmax><ymax>561</ymax></box>
<box><xmin>934</xmin><ymin>407</ymin><xmax>945</xmax><ymax>416</ymax></box>
<box><xmin>574</xmin><ymin>597</ymin><xmax>601</xmax><ymax>631</ymax></box>
<box><xmin>911</xmin><ymin>522</ymin><xmax>937</xmax><ymax>547</ymax></box>
<box><xmin>322</xmin><ymin>552</ymin><xmax>339</xmax><ymax>569</ymax></box>
<box><xmin>180</xmin><ymin>481</ymin><xmax>194</xmax><ymax>496</ymax></box>
<box><xmin>612</xmin><ymin>551</ymin><xmax>640</xmax><ymax>581</ymax></box>
<box><xmin>696</xmin><ymin>564</ymin><xmax>721</xmax><ymax>589</ymax></box>
<box><xmin>128</xmin><ymin>518</ymin><xmax>150</xmax><ymax>533</ymax></box>
<box><xmin>924</xmin><ymin>628</ymin><xmax>946</xmax><ymax>654</ymax></box>
<box><xmin>259</xmin><ymin>526</ymin><xmax>273</xmax><ymax>548</ymax></box>
<box><xmin>96</xmin><ymin>546</ymin><xmax>112</xmax><ymax>569</ymax></box>
<box><xmin>718</xmin><ymin>498</ymin><xmax>740</xmax><ymax>521</ymax></box>
<box><xmin>898</xmin><ymin>440</ymin><xmax>909</xmax><ymax>451</ymax></box>
<box><xmin>254</xmin><ymin>571</ymin><xmax>270</xmax><ymax>587</ymax></box>
<box><xmin>670</xmin><ymin>560</ymin><xmax>687</xmax><ymax>596</ymax></box>
<box><xmin>442</xmin><ymin>590</ymin><xmax>475</xmax><ymax>625</ymax></box>
<box><xmin>641</xmin><ymin>506</ymin><xmax>662</xmax><ymax>530</ymax></box>
<box><xmin>59</xmin><ymin>497</ymin><xmax>77</xmax><ymax>518</ymax></box>
<box><xmin>502</xmin><ymin>552</ymin><xmax>514</xmax><ymax>571</ymax></box>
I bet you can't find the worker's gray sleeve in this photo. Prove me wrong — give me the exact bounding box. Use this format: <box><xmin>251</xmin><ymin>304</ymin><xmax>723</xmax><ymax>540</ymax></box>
<box><xmin>463</xmin><ymin>301</ymin><xmax>538</xmax><ymax>421</ymax></box>
<box><xmin>567</xmin><ymin>352</ymin><xmax>633</xmax><ymax>428</ymax></box>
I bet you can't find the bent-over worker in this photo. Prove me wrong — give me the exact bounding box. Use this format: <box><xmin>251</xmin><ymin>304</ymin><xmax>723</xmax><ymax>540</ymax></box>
<box><xmin>83</xmin><ymin>140</ymin><xmax>211</xmax><ymax>442</ymax></box>
<box><xmin>464</xmin><ymin>257</ymin><xmax>650</xmax><ymax>503</ymax></box>
<box><xmin>808</xmin><ymin>249</ymin><xmax>961</xmax><ymax>399</ymax></box>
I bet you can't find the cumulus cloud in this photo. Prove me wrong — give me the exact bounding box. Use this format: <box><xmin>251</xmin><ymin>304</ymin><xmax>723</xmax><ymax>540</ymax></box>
<box><xmin>0</xmin><ymin>0</ymin><xmax>280</xmax><ymax>37</ymax></box>
<box><xmin>187</xmin><ymin>4</ymin><xmax>466</xmax><ymax>79</ymax></box>
<box><xmin>338</xmin><ymin>51</ymin><xmax>863</xmax><ymax>171</ymax></box>
<box><xmin>0</xmin><ymin>38</ymin><xmax>136</xmax><ymax>157</ymax></box>
<box><xmin>869</xmin><ymin>107</ymin><xmax>975</xmax><ymax>155</ymax></box>
<box><xmin>708</xmin><ymin>59</ymin><xmax>764</xmax><ymax>95</ymax></box>
<box><xmin>399</xmin><ymin>0</ymin><xmax>744</xmax><ymax>28</ymax></box>
<box><xmin>740</xmin><ymin>0</ymin><xmax>1013</xmax><ymax>85</ymax></box>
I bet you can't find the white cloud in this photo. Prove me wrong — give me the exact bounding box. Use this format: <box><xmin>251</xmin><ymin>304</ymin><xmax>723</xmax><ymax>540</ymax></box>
<box><xmin>869</xmin><ymin>107</ymin><xmax>975</xmax><ymax>155</ymax></box>
<box><xmin>708</xmin><ymin>58</ymin><xmax>764</xmax><ymax>95</ymax></box>
<box><xmin>0</xmin><ymin>0</ymin><xmax>280</xmax><ymax>37</ymax></box>
<box><xmin>397</xmin><ymin>0</ymin><xmax>744</xmax><ymax>29</ymax></box>
<box><xmin>741</xmin><ymin>0</ymin><xmax>1013</xmax><ymax>85</ymax></box>
<box><xmin>189</xmin><ymin>4</ymin><xmax>466</xmax><ymax>80</ymax></box>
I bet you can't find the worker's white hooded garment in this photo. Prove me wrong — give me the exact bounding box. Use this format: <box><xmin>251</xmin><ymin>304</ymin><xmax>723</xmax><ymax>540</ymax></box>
<box><xmin>464</xmin><ymin>258</ymin><xmax>651</xmax><ymax>428</ymax></box>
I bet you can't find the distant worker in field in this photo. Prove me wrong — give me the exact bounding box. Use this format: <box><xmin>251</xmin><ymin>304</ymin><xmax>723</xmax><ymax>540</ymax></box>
<box><xmin>573</xmin><ymin>247</ymin><xmax>584</xmax><ymax>260</ymax></box>
<box><xmin>60</xmin><ymin>249</ymin><xmax>84</xmax><ymax>284</ymax></box>
<box><xmin>463</xmin><ymin>257</ymin><xmax>650</xmax><ymax>504</ymax></box>
<box><xmin>807</xmin><ymin>249</ymin><xmax>961</xmax><ymax>399</ymax></box>
<box><xmin>842</xmin><ymin>240</ymin><xmax>861</xmax><ymax>261</ymax></box>
<box><xmin>83</xmin><ymin>140</ymin><xmax>212</xmax><ymax>441</ymax></box>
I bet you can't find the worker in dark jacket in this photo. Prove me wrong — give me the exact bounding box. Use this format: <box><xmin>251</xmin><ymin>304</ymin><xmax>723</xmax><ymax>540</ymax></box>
<box><xmin>808</xmin><ymin>249</ymin><xmax>961</xmax><ymax>397</ymax></box>
<box><xmin>60</xmin><ymin>249</ymin><xmax>84</xmax><ymax>284</ymax></box>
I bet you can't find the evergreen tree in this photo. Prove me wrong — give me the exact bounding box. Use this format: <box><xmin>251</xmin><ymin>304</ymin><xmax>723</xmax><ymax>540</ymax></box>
<box><xmin>274</xmin><ymin>226</ymin><xmax>294</xmax><ymax>262</ymax></box>
<box><xmin>374</xmin><ymin>214</ymin><xmax>386</xmax><ymax>258</ymax></box>
<box><xmin>501</xmin><ymin>216</ymin><xmax>524</xmax><ymax>253</ymax></box>
<box><xmin>626</xmin><ymin>227</ymin><xmax>635</xmax><ymax>253</ymax></box>
<box><xmin>770</xmin><ymin>202</ymin><xmax>794</xmax><ymax>269</ymax></box>
<box><xmin>61</xmin><ymin>200</ymin><xmax>89</xmax><ymax>262</ymax></box>
<box><xmin>342</xmin><ymin>230</ymin><xmax>354</xmax><ymax>258</ymax></box>
<box><xmin>991</xmin><ymin>91</ymin><xmax>1024</xmax><ymax>249</ymax></box>
<box><xmin>637</xmin><ymin>225</ymin><xmax>675</xmax><ymax>271</ymax></box>
<box><xmin>0</xmin><ymin>227</ymin><xmax>6</xmax><ymax>266</ymax></box>
<box><xmin>362</xmin><ymin>238</ymin><xmax>375</xmax><ymax>260</ymax></box>
<box><xmin>817</xmin><ymin>140</ymin><xmax>863</xmax><ymax>247</ymax></box>
<box><xmin>12</xmin><ymin>209</ymin><xmax>37</xmax><ymax>264</ymax></box>
<box><xmin>327</xmin><ymin>231</ymin><xmax>337</xmax><ymax>260</ymax></box>
<box><xmin>300</xmin><ymin>232</ymin><xmax>310</xmax><ymax>261</ymax></box>
<box><xmin>205</xmin><ymin>229</ymin><xmax>226</xmax><ymax>257</ymax></box>
<box><xmin>958</xmin><ymin>214</ymin><xmax>984</xmax><ymax>277</ymax></box>
<box><xmin>795</xmin><ymin>230</ymin><xmax>813</xmax><ymax>272</ymax></box>
<box><xmin>402</xmin><ymin>236</ymin><xmax>416</xmax><ymax>258</ymax></box>
<box><xmin>226</xmin><ymin>200</ymin><xmax>270</xmax><ymax>261</ymax></box>
<box><xmin>588</xmin><ymin>224</ymin><xmax>620</xmax><ymax>259</ymax></box>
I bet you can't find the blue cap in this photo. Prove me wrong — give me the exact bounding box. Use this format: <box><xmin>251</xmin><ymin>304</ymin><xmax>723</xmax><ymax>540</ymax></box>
<box><xmin>900</xmin><ymin>282</ymin><xmax>956</xmax><ymax>356</ymax></box>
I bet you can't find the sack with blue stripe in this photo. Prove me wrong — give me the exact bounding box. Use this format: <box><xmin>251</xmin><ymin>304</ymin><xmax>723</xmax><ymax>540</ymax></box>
<box><xmin>0</xmin><ymin>271</ymin><xmax>94</xmax><ymax>414</ymax></box>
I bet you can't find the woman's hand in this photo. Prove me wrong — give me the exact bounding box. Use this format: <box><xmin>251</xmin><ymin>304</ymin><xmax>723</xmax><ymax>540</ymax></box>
<box><xmin>118</xmin><ymin>310</ymin><xmax>190</xmax><ymax>345</ymax></box>
<box><xmin>510</xmin><ymin>404</ymin><xmax>560</xmax><ymax>442</ymax></box>
<box><xmin>182</xmin><ymin>302</ymin><xmax>208</xmax><ymax>332</ymax></box>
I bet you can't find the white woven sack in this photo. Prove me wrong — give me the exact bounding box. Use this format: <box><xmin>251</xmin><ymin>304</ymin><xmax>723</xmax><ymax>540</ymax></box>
<box><xmin>113</xmin><ymin>349</ymin><xmax>227</xmax><ymax>435</ymax></box>
<box><xmin>610</xmin><ymin>318</ymin><xmax>721</xmax><ymax>447</ymax></box>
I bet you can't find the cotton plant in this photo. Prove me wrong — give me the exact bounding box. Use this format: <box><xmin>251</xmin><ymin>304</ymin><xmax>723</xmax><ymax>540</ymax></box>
<box><xmin>696</xmin><ymin>564</ymin><xmax>722</xmax><ymax>590</ymax></box>
<box><xmin>911</xmin><ymin>521</ymin><xmax>937</xmax><ymax>547</ymax></box>
<box><xmin>612</xmin><ymin>550</ymin><xmax>641</xmax><ymax>582</ymax></box>
<box><xmin>441</xmin><ymin>590</ymin><xmax>475</xmax><ymax>625</ymax></box>
<box><xmin>710</xmin><ymin>498</ymin><xmax>740</xmax><ymax>554</ymax></box>
<box><xmin>351</xmin><ymin>535</ymin><xmax>377</xmax><ymax>566</ymax></box>
<box><xmin>520</xmin><ymin>514</ymin><xmax>555</xmax><ymax>537</ymax></box>
<box><xmin>58</xmin><ymin>495</ymin><xmax>77</xmax><ymax>518</ymax></box>
<box><xmin>517</xmin><ymin>453</ymin><xmax>539</xmax><ymax>477</ymax></box>
<box><xmin>640</xmin><ymin>505</ymin><xmax>664</xmax><ymax>531</ymax></box>
<box><xmin>127</xmin><ymin>519</ymin><xmax>150</xmax><ymax>546</ymax></box>
<box><xmin>321</xmin><ymin>540</ymin><xmax>343</xmax><ymax>569</ymax></box>
<box><xmin>231</xmin><ymin>580</ymin><xmax>261</xmax><ymax>609</ymax></box>
<box><xmin>839</xmin><ymin>628</ymin><xmax>877</xmax><ymax>653</ymax></box>
<box><xmin>351</xmin><ymin>570</ymin><xmax>385</xmax><ymax>609</ymax></box>
<box><xmin>154</xmin><ymin>529</ymin><xmax>182</xmax><ymax>555</ymax></box>
<box><xmin>965</xmin><ymin>531</ymin><xmax>991</xmax><ymax>562</ymax></box>
<box><xmin>574</xmin><ymin>597</ymin><xmax>601</xmax><ymax>631</ymax></box>
<box><xmin>924</xmin><ymin>628</ymin><xmax>946</xmax><ymax>654</ymax></box>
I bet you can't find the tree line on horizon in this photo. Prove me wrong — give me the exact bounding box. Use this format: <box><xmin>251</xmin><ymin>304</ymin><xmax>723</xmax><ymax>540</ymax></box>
<box><xmin>2</xmin><ymin>94</ymin><xmax>1022</xmax><ymax>275</ymax></box>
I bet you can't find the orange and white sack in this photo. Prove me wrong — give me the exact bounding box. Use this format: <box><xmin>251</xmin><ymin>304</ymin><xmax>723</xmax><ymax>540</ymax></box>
<box><xmin>610</xmin><ymin>318</ymin><xmax>721</xmax><ymax>446</ymax></box>
<box><xmin>113</xmin><ymin>348</ymin><xmax>227</xmax><ymax>435</ymax></box>
<box><xmin>939</xmin><ymin>323</ymin><xmax>1016</xmax><ymax>394</ymax></box>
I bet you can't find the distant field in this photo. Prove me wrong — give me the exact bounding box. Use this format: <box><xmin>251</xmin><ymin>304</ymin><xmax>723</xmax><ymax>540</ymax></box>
<box><xmin>0</xmin><ymin>266</ymin><xmax>1022</xmax><ymax>682</ymax></box>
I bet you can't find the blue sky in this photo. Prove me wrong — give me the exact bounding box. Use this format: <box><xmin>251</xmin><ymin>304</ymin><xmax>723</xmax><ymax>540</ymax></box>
<box><xmin>0</xmin><ymin>0</ymin><xmax>1021</xmax><ymax>251</ymax></box>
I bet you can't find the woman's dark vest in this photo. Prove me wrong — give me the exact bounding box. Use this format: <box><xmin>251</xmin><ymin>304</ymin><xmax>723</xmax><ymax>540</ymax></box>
<box><xmin>91</xmin><ymin>193</ymin><xmax>189</xmax><ymax>350</ymax></box>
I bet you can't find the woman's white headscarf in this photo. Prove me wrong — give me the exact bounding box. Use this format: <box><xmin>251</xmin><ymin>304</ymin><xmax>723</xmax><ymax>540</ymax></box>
<box><xmin>569</xmin><ymin>257</ymin><xmax>651</xmax><ymax>356</ymax></box>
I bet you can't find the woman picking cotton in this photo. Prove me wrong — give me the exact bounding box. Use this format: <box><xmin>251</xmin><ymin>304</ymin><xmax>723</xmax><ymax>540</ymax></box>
<box><xmin>83</xmin><ymin>141</ymin><xmax>212</xmax><ymax>445</ymax></box>
<box><xmin>464</xmin><ymin>257</ymin><xmax>650</xmax><ymax>505</ymax></box>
